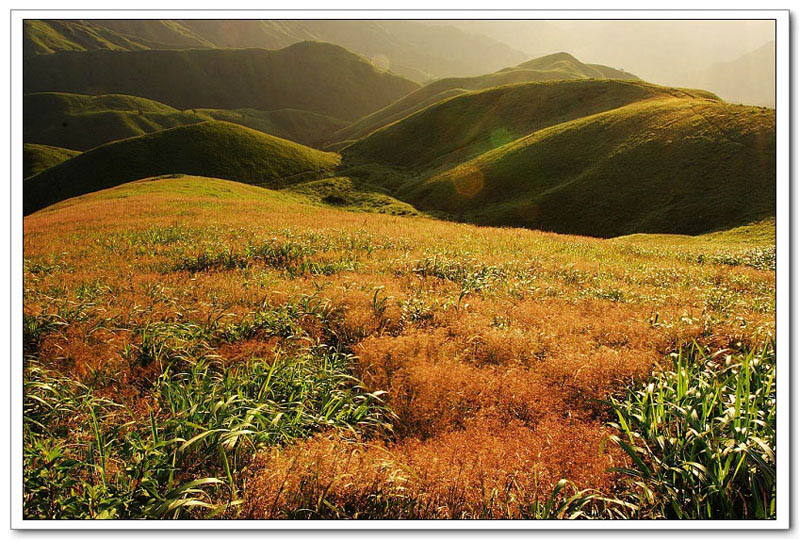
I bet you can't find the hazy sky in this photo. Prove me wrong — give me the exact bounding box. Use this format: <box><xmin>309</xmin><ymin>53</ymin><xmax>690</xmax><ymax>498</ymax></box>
<box><xmin>437</xmin><ymin>19</ymin><xmax>775</xmax><ymax>87</ymax></box>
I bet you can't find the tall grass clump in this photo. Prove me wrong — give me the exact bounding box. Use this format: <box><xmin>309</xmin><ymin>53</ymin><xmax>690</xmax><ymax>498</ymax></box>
<box><xmin>606</xmin><ymin>341</ymin><xmax>776</xmax><ymax>519</ymax></box>
<box><xmin>23</xmin><ymin>349</ymin><xmax>390</xmax><ymax>519</ymax></box>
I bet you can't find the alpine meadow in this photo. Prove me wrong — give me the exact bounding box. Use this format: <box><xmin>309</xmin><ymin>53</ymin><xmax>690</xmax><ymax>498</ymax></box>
<box><xmin>21</xmin><ymin>18</ymin><xmax>778</xmax><ymax>522</ymax></box>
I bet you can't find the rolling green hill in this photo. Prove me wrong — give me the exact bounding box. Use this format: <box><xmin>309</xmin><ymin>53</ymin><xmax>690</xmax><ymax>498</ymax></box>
<box><xmin>24</xmin><ymin>121</ymin><xmax>340</xmax><ymax>215</ymax></box>
<box><xmin>24</xmin><ymin>92</ymin><xmax>348</xmax><ymax>150</ymax></box>
<box><xmin>330</xmin><ymin>52</ymin><xmax>640</xmax><ymax>145</ymax></box>
<box><xmin>343</xmin><ymin>80</ymin><xmax>710</xmax><ymax>172</ymax></box>
<box><xmin>24</xmin><ymin>42</ymin><xmax>420</xmax><ymax>121</ymax></box>
<box><xmin>402</xmin><ymin>97</ymin><xmax>775</xmax><ymax>237</ymax></box>
<box><xmin>23</xmin><ymin>143</ymin><xmax>80</xmax><ymax>179</ymax></box>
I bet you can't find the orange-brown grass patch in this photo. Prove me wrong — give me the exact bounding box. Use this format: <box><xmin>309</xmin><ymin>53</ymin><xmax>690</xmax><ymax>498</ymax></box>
<box><xmin>24</xmin><ymin>176</ymin><xmax>775</xmax><ymax>518</ymax></box>
<box><xmin>242</xmin><ymin>416</ymin><xmax>622</xmax><ymax>519</ymax></box>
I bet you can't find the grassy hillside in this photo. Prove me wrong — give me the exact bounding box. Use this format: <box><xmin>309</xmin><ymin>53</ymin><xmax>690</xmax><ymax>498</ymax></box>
<box><xmin>331</xmin><ymin>52</ymin><xmax>640</xmax><ymax>145</ymax></box>
<box><xmin>24</xmin><ymin>92</ymin><xmax>199</xmax><ymax>151</ymax></box>
<box><xmin>24</xmin><ymin>92</ymin><xmax>348</xmax><ymax>150</ymax></box>
<box><xmin>24</xmin><ymin>42</ymin><xmax>420</xmax><ymax>121</ymax></box>
<box><xmin>23</xmin><ymin>20</ymin><xmax>150</xmax><ymax>57</ymax></box>
<box><xmin>23</xmin><ymin>175</ymin><xmax>774</xmax><ymax>519</ymax></box>
<box><xmin>406</xmin><ymin>97</ymin><xmax>775</xmax><ymax>236</ymax></box>
<box><xmin>24</xmin><ymin>121</ymin><xmax>340</xmax><ymax>214</ymax></box>
<box><xmin>344</xmin><ymin>80</ymin><xmax>711</xmax><ymax>172</ymax></box>
<box><xmin>195</xmin><ymin>108</ymin><xmax>347</xmax><ymax>148</ymax></box>
<box><xmin>23</xmin><ymin>143</ymin><xmax>79</xmax><ymax>179</ymax></box>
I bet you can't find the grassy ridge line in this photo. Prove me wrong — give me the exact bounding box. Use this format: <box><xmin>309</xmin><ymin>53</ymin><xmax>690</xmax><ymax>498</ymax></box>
<box><xmin>23</xmin><ymin>144</ymin><xmax>80</xmax><ymax>179</ymax></box>
<box><xmin>23</xmin><ymin>42</ymin><xmax>420</xmax><ymax>121</ymax></box>
<box><xmin>330</xmin><ymin>52</ymin><xmax>642</xmax><ymax>145</ymax></box>
<box><xmin>344</xmin><ymin>79</ymin><xmax>717</xmax><ymax>173</ymax></box>
<box><xmin>23</xmin><ymin>121</ymin><xmax>340</xmax><ymax>215</ymax></box>
<box><xmin>406</xmin><ymin>97</ymin><xmax>774</xmax><ymax>237</ymax></box>
<box><xmin>23</xmin><ymin>20</ymin><xmax>151</xmax><ymax>56</ymax></box>
<box><xmin>24</xmin><ymin>92</ymin><xmax>348</xmax><ymax>150</ymax></box>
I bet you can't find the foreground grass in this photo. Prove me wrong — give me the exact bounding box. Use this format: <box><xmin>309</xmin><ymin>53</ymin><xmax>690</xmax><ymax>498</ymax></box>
<box><xmin>23</xmin><ymin>176</ymin><xmax>776</xmax><ymax>519</ymax></box>
<box><xmin>607</xmin><ymin>341</ymin><xmax>775</xmax><ymax>519</ymax></box>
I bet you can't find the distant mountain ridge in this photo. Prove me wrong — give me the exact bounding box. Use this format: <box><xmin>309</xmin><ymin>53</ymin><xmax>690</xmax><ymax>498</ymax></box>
<box><xmin>24</xmin><ymin>19</ymin><xmax>529</xmax><ymax>81</ymax></box>
<box><xmin>694</xmin><ymin>41</ymin><xmax>775</xmax><ymax>107</ymax></box>
<box><xmin>330</xmin><ymin>52</ymin><xmax>639</xmax><ymax>146</ymax></box>
<box><xmin>23</xmin><ymin>41</ymin><xmax>420</xmax><ymax>121</ymax></box>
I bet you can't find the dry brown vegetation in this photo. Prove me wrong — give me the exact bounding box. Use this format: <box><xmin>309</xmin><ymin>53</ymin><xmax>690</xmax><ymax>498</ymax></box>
<box><xmin>24</xmin><ymin>176</ymin><xmax>775</xmax><ymax>519</ymax></box>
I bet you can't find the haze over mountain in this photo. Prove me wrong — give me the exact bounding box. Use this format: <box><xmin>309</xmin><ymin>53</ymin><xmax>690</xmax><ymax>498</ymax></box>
<box><xmin>24</xmin><ymin>19</ymin><xmax>529</xmax><ymax>81</ymax></box>
<box><xmin>433</xmin><ymin>19</ymin><xmax>776</xmax><ymax>107</ymax></box>
<box><xmin>693</xmin><ymin>41</ymin><xmax>775</xmax><ymax>107</ymax></box>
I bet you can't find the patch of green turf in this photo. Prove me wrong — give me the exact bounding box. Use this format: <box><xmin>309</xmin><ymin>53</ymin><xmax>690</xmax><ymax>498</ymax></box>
<box><xmin>23</xmin><ymin>143</ymin><xmax>80</xmax><ymax>179</ymax></box>
<box><xmin>24</xmin><ymin>121</ymin><xmax>340</xmax><ymax>215</ymax></box>
<box><xmin>287</xmin><ymin>177</ymin><xmax>422</xmax><ymax>216</ymax></box>
<box><xmin>24</xmin><ymin>42</ymin><xmax>420</xmax><ymax>121</ymax></box>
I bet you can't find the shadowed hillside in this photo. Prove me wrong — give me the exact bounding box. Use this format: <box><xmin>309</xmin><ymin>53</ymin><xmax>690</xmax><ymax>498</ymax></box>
<box><xmin>24</xmin><ymin>42</ymin><xmax>420</xmax><ymax>121</ymax></box>
<box><xmin>404</xmin><ymin>97</ymin><xmax>775</xmax><ymax>236</ymax></box>
<box><xmin>24</xmin><ymin>92</ymin><xmax>348</xmax><ymax>150</ymax></box>
<box><xmin>24</xmin><ymin>121</ymin><xmax>340</xmax><ymax>214</ymax></box>
<box><xmin>330</xmin><ymin>52</ymin><xmax>639</xmax><ymax>144</ymax></box>
<box><xmin>23</xmin><ymin>143</ymin><xmax>79</xmax><ymax>179</ymax></box>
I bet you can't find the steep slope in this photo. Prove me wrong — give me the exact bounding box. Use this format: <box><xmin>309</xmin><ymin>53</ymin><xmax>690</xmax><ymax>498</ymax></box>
<box><xmin>24</xmin><ymin>92</ymin><xmax>348</xmax><ymax>150</ymax></box>
<box><xmin>343</xmin><ymin>80</ymin><xmax>707</xmax><ymax>173</ymax></box>
<box><xmin>24</xmin><ymin>42</ymin><xmax>420</xmax><ymax>121</ymax></box>
<box><xmin>331</xmin><ymin>52</ymin><xmax>639</xmax><ymax>144</ymax></box>
<box><xmin>24</xmin><ymin>121</ymin><xmax>340</xmax><ymax>215</ymax></box>
<box><xmin>405</xmin><ymin>97</ymin><xmax>775</xmax><ymax>237</ymax></box>
<box><xmin>23</xmin><ymin>143</ymin><xmax>80</xmax><ymax>179</ymax></box>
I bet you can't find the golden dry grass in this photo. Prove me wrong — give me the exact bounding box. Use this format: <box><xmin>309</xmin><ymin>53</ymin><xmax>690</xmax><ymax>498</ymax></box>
<box><xmin>24</xmin><ymin>176</ymin><xmax>775</xmax><ymax>519</ymax></box>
